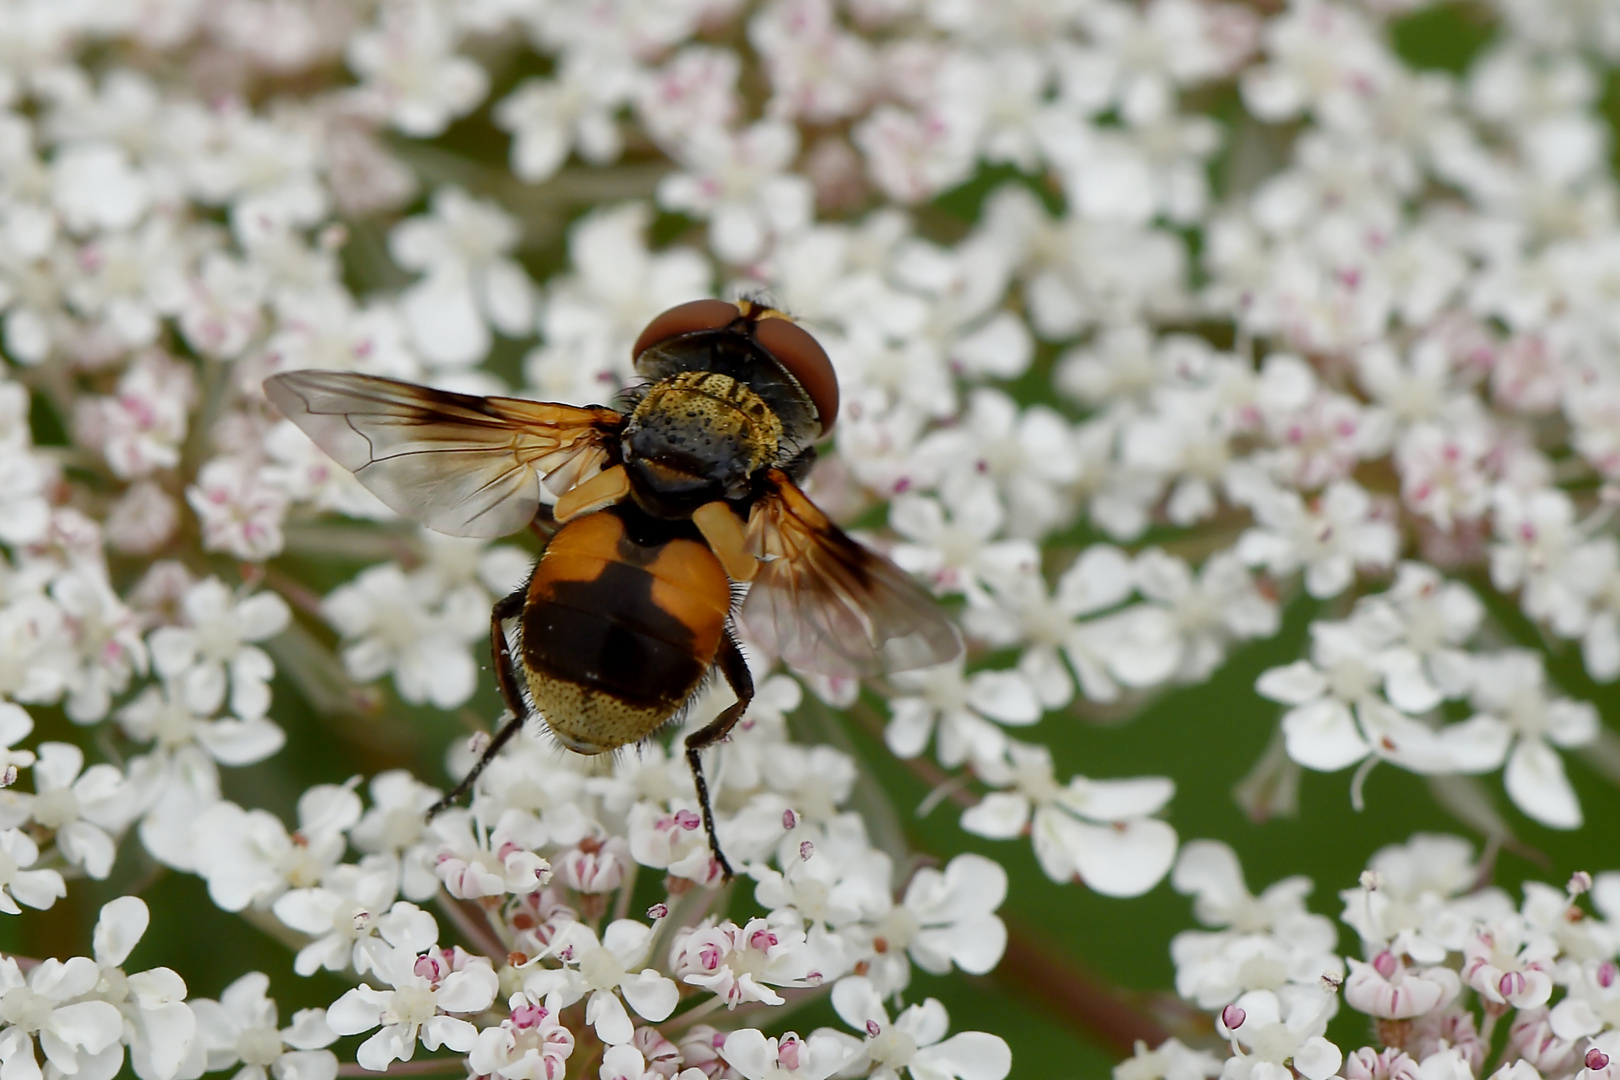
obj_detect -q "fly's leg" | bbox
[685,632,753,881]
[426,584,528,821]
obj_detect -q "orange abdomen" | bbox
[521,509,731,754]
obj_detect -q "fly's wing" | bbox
[741,469,963,678]
[264,370,622,538]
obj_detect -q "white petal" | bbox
[402,271,489,368]
[196,718,287,766]
[47,1000,125,1054]
[274,1050,338,1080]
[60,823,116,880]
[965,671,1041,725]
[92,893,149,971]
[1255,661,1327,706]
[586,988,634,1045]
[959,793,1028,840]
[433,964,498,1014]
[129,1000,196,1080]
[830,976,885,1032]
[1057,815,1178,898]
[324,988,386,1036]
[1281,700,1369,771]
[913,1033,1011,1080]
[720,1030,770,1080]
[1504,738,1582,829]
[33,743,84,791]
[1063,775,1174,821]
[420,1015,477,1053]
[1293,1036,1342,1080]
[356,1026,410,1071]
[619,970,678,1022]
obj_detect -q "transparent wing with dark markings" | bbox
[264,370,622,538]
[741,470,963,678]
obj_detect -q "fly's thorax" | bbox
[621,371,782,517]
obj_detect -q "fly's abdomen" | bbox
[521,509,731,754]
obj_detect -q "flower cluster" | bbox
[1121,834,1620,1080]
[0,0,1617,1076]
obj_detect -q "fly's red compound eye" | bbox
[632,299,741,360]
[755,314,838,436]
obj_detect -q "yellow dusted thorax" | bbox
[630,371,783,471]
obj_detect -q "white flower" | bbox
[322,563,485,710]
[669,917,822,1007]
[148,578,290,722]
[468,1000,575,1080]
[428,808,551,899]
[1257,618,1506,780]
[885,853,1009,979]
[73,351,196,479]
[1343,950,1460,1019]
[522,920,678,1045]
[3,741,133,879]
[1339,833,1507,964]
[889,480,1032,599]
[0,955,123,1080]
[961,742,1176,897]
[1464,650,1598,829]
[190,785,361,912]
[1217,988,1342,1080]
[1235,478,1398,600]
[192,972,339,1080]
[79,896,198,1080]
[494,59,632,184]
[349,771,444,902]
[117,679,287,768]
[345,0,488,138]
[883,661,1039,771]
[1169,841,1342,1009]
[1460,918,1556,1009]
[829,976,1011,1080]
[657,120,814,264]
[325,944,499,1071]
[390,187,534,367]
[187,457,288,562]
[272,863,421,977]
[721,1029,851,1080]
